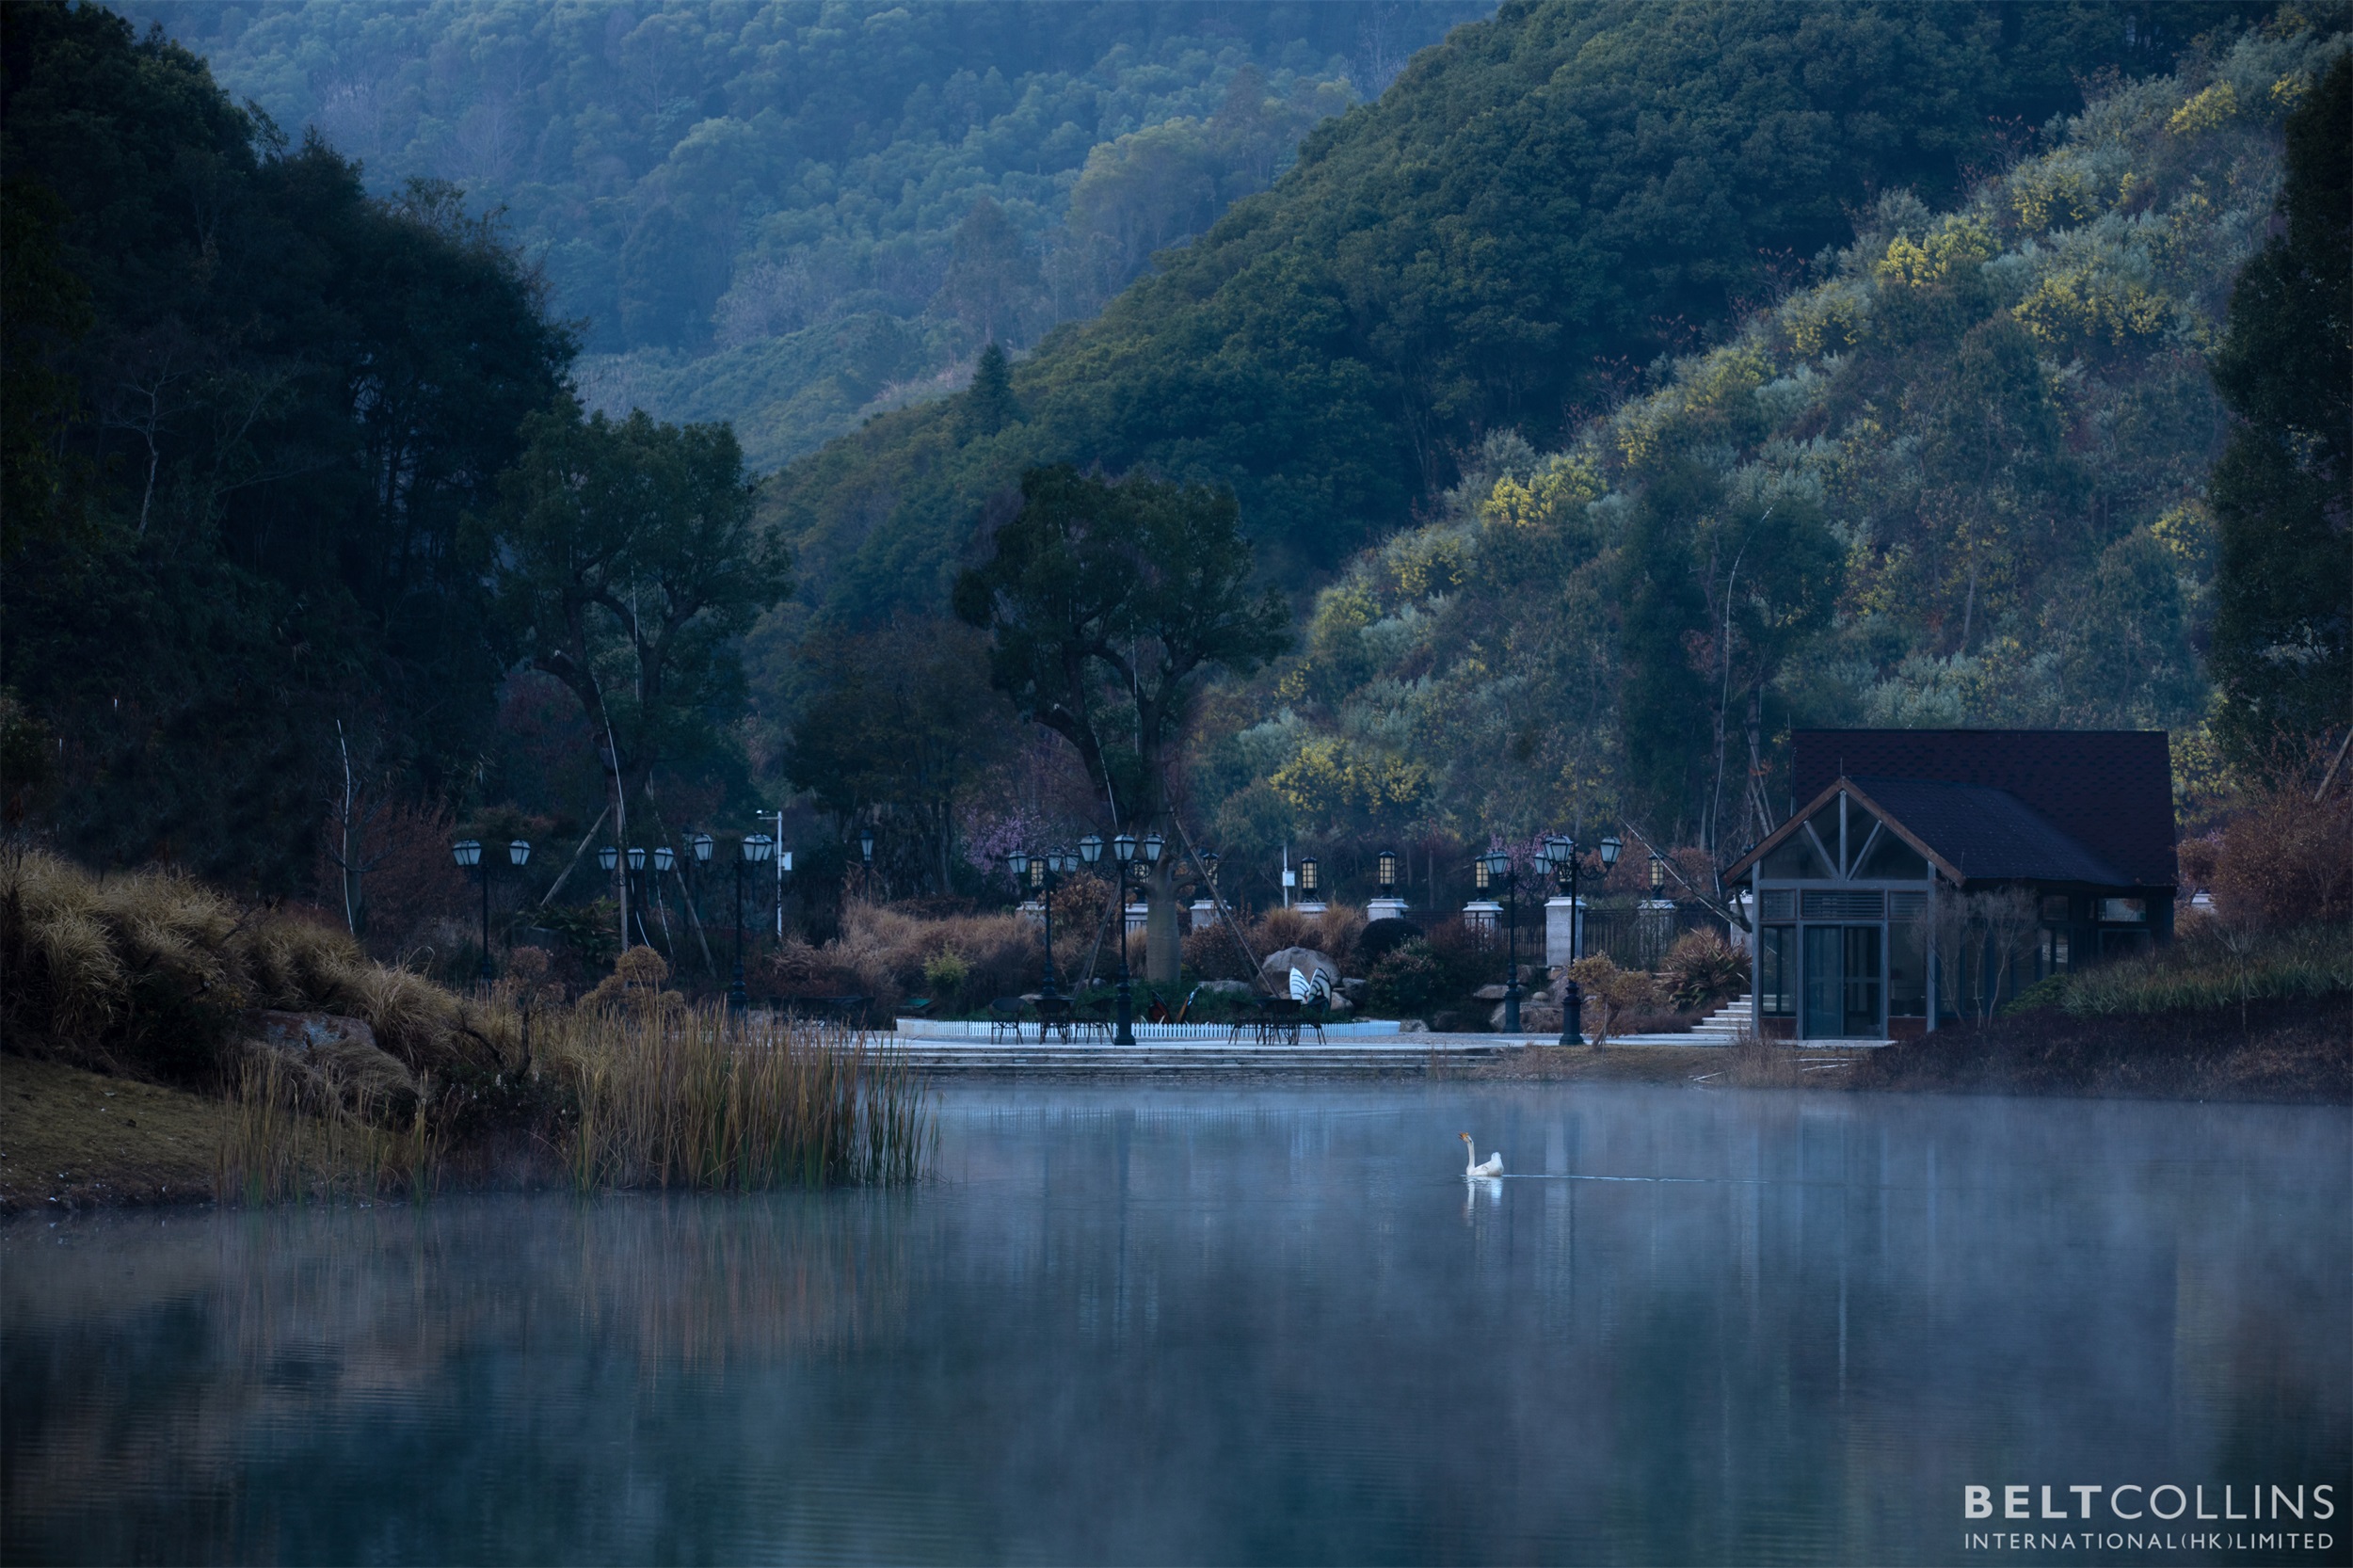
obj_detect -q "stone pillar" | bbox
[1727,891,1754,955]
[1367,896,1410,923]
[1545,896,1584,969]
[1189,898,1216,933]
[1017,899,1045,927]
[1463,899,1500,935]
[1296,899,1327,917]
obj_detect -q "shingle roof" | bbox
[1849,777,2128,886]
[1792,729,2175,887]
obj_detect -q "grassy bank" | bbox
[2,850,933,1211]
[1712,924,2353,1104]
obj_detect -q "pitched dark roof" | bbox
[1849,777,2127,886]
[1793,729,2175,887]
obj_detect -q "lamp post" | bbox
[1083,827,1161,1047]
[1541,836,1581,1044]
[1479,846,1532,1032]
[453,838,531,983]
[687,833,713,971]
[731,833,776,1012]
[1010,847,1077,1000]
[858,824,876,898]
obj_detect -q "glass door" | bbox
[1801,926,1843,1038]
[1843,925,1882,1036]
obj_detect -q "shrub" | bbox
[0,846,505,1086]
[1662,929,1750,1010]
[1567,953,1659,1047]
[2211,785,2353,932]
[1368,938,1447,1016]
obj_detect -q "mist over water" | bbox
[6,1084,2346,1565]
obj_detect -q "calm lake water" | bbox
[5,1084,2347,1566]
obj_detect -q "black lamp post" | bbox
[858,824,876,897]
[1010,846,1077,999]
[1083,827,1161,1047]
[1480,846,1531,1032]
[730,832,776,1012]
[453,838,530,983]
[1540,835,1584,1044]
[688,833,713,971]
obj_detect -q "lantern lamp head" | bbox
[857,826,874,865]
[627,846,647,872]
[652,845,675,873]
[1481,846,1512,880]
[452,839,483,869]
[1142,831,1164,865]
[509,839,533,868]
[690,831,713,863]
[1298,856,1319,893]
[1080,833,1103,865]
[744,833,776,864]
[1111,831,1136,865]
[1473,858,1491,892]
[1006,849,1030,881]
[1376,849,1399,891]
[1649,852,1664,891]
[597,845,618,872]
[1599,833,1624,869]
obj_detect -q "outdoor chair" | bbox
[987,997,1027,1044]
[1032,995,1076,1044]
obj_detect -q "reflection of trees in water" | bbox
[5,1096,2346,1563]
[1,1195,908,1562]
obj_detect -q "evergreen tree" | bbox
[2207,55,2351,769]
[960,343,1020,441]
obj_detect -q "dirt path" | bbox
[1,1059,218,1216]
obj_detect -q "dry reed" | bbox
[544,1002,931,1193]
[213,1049,441,1206]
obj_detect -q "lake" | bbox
[5,1083,2347,1565]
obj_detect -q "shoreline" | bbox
[8,999,2344,1216]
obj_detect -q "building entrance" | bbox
[1801,924,1883,1038]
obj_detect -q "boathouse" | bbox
[1723,730,2178,1041]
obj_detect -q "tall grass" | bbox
[545,1002,932,1192]
[214,1050,440,1205]
[2056,924,2353,1017]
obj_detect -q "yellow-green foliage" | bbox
[1268,736,1430,818]
[1875,218,1998,285]
[2169,80,2241,134]
[0,847,501,1084]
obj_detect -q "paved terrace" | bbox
[876,1000,1884,1074]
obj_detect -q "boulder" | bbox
[1200,979,1255,997]
[247,1010,417,1104]
[1260,946,1337,999]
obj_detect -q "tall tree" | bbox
[953,465,1290,980]
[488,405,790,869]
[2207,55,2351,771]
[1,2,570,886]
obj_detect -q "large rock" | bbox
[1260,946,1337,998]
[247,1011,417,1103]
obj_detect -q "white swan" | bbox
[1460,1131,1503,1178]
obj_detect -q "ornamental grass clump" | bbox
[546,1002,931,1192]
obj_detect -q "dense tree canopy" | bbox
[1190,23,2342,867]
[134,1,1481,470]
[2206,53,2351,768]
[1,1,572,887]
[769,0,2270,619]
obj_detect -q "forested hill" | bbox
[128,0,1486,470]
[767,0,2274,618]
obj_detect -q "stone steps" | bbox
[1688,994,1752,1042]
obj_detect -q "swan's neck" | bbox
[1465,1143,1479,1174]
